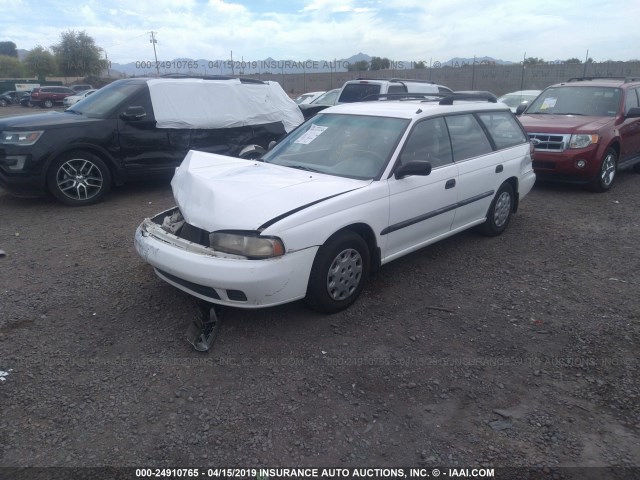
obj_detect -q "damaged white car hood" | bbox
[171,150,370,232]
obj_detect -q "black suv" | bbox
[0,77,303,205]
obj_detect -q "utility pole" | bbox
[149,31,159,76]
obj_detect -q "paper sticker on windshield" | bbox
[540,97,557,110]
[295,124,328,144]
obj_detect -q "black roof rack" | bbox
[353,77,436,85]
[361,92,499,105]
[438,92,498,104]
[567,76,640,83]
[362,93,441,101]
[159,73,265,84]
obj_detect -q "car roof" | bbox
[322,98,511,120]
[551,77,640,88]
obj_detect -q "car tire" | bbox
[591,148,617,192]
[305,231,370,314]
[42,99,54,108]
[0,99,7,107]
[47,151,112,206]
[481,182,514,236]
[632,162,640,174]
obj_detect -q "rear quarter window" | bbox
[339,83,381,102]
[477,111,528,149]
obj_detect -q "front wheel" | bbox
[591,148,617,192]
[305,231,370,314]
[0,99,7,107]
[42,99,54,108]
[481,182,514,236]
[47,151,112,206]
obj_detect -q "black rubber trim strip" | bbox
[381,190,495,235]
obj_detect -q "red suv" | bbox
[517,77,640,191]
[30,86,76,108]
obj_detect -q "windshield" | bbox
[312,89,339,105]
[261,113,409,180]
[526,86,621,116]
[67,82,144,118]
[498,93,539,108]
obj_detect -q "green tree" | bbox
[51,30,107,76]
[347,60,370,72]
[413,61,426,69]
[370,56,390,70]
[523,57,546,65]
[565,57,582,64]
[23,46,57,78]
[0,41,18,57]
[0,55,24,77]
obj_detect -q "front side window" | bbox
[398,117,453,168]
[262,113,410,180]
[477,111,528,149]
[68,82,147,118]
[445,114,493,161]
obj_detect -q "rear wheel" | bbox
[42,99,54,108]
[591,148,617,192]
[0,99,7,107]
[47,151,112,206]
[305,231,370,313]
[481,182,514,236]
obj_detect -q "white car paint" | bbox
[135,98,536,311]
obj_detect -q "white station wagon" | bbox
[135,94,536,313]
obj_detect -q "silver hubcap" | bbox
[56,158,103,201]
[601,154,616,187]
[494,191,512,228]
[326,248,363,301]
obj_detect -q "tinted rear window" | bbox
[339,83,381,102]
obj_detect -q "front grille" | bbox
[532,160,556,170]
[178,222,209,247]
[529,133,570,152]
[156,269,221,300]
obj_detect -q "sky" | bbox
[1,0,639,65]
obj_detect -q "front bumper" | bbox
[532,146,600,183]
[134,220,319,308]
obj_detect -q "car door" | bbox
[383,117,458,262]
[117,85,191,174]
[618,87,640,164]
[446,112,503,231]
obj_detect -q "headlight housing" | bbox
[210,232,285,259]
[2,130,44,146]
[569,134,599,149]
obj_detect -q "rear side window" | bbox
[387,84,407,94]
[445,114,493,161]
[339,83,381,102]
[477,111,528,149]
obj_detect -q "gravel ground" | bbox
[0,103,639,477]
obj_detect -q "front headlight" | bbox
[2,130,44,146]
[569,134,599,149]
[210,232,285,259]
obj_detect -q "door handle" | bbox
[495,164,504,173]
[445,179,456,189]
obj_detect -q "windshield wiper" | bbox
[557,112,585,116]
[288,164,323,173]
[64,109,81,115]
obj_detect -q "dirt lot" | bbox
[0,103,639,477]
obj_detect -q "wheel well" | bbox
[45,148,118,189]
[328,223,380,272]
[608,142,620,158]
[505,177,519,213]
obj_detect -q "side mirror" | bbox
[267,140,277,150]
[625,107,640,118]
[394,160,432,179]
[515,104,528,116]
[120,106,147,121]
